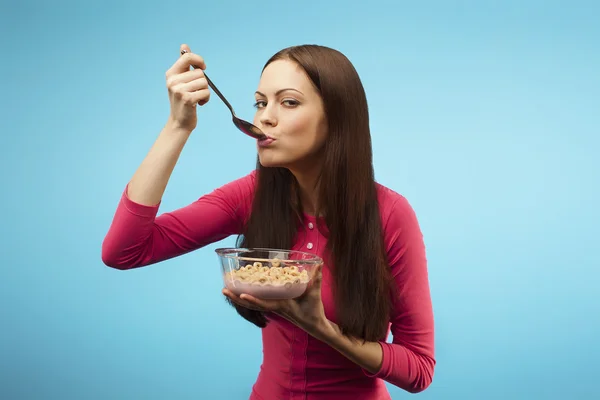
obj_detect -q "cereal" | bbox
[223,260,311,299]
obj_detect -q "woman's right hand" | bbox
[165,44,210,133]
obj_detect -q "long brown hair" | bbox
[229,45,393,342]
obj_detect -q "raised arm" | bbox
[101,44,255,269]
[126,43,208,207]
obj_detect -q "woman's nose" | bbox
[259,107,277,127]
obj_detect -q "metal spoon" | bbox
[181,50,266,140]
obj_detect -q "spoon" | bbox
[181,50,266,140]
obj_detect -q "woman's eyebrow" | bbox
[255,88,304,97]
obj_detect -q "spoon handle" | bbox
[202,73,235,116]
[180,50,231,111]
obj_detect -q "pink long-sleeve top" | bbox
[102,170,435,400]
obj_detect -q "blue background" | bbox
[1,0,599,399]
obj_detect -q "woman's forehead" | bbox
[257,60,313,95]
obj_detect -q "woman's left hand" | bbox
[222,264,333,340]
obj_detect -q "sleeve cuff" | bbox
[120,183,161,218]
[362,341,392,379]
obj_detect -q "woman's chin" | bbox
[258,158,282,168]
[258,155,289,169]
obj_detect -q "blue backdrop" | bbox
[1,0,598,399]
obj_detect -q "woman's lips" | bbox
[257,135,276,147]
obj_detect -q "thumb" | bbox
[312,264,323,288]
[180,43,191,55]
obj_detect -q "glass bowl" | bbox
[215,247,323,299]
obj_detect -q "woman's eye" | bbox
[254,99,299,109]
[282,99,299,107]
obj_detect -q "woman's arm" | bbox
[127,46,208,207]
[101,170,255,270]
[101,45,255,270]
[318,195,435,393]
[126,119,191,207]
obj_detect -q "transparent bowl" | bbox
[215,247,323,299]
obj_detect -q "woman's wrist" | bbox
[164,115,194,138]
[315,319,384,375]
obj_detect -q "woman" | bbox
[102,43,435,399]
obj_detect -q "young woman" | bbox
[102,43,435,399]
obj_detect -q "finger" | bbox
[304,264,323,295]
[180,43,191,54]
[223,289,265,311]
[166,68,205,87]
[166,48,206,77]
[312,264,323,285]
[239,294,281,311]
[223,293,258,310]
[191,88,210,106]
[180,48,206,70]
[171,87,210,107]
[174,76,208,93]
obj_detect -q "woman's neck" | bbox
[289,164,321,217]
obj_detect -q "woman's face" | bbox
[253,59,328,170]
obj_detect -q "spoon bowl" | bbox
[182,50,266,141]
[232,117,265,139]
